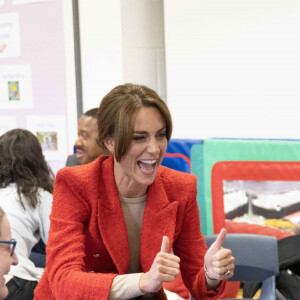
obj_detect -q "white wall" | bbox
[76,0,300,141]
[78,0,166,112]
[164,0,300,139]
[78,0,123,111]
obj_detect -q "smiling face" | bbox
[0,216,18,299]
[108,106,168,198]
[75,115,101,165]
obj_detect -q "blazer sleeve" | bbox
[173,175,226,300]
[45,170,117,300]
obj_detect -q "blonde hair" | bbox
[97,83,172,162]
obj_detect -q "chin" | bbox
[139,174,157,187]
[78,157,86,165]
[0,285,8,299]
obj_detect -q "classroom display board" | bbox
[0,0,71,174]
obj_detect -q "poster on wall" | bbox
[0,12,20,58]
[0,116,17,136]
[13,0,49,4]
[0,64,33,109]
[26,115,67,161]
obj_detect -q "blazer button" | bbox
[89,270,95,273]
[93,254,100,257]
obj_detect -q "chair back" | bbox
[205,233,279,282]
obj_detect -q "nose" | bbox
[11,252,18,266]
[147,138,160,154]
[75,136,83,148]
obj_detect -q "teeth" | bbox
[140,160,156,164]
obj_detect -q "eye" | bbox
[133,135,145,142]
[81,133,89,140]
[157,131,167,139]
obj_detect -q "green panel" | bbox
[191,144,206,234]
[191,139,300,235]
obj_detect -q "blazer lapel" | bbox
[97,156,130,274]
[140,171,179,272]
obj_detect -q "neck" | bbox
[115,177,147,198]
[113,159,148,198]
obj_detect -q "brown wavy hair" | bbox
[97,83,172,162]
[0,129,54,209]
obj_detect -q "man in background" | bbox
[66,108,102,166]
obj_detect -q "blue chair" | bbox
[191,234,279,300]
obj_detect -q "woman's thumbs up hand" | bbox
[139,236,180,294]
[204,228,235,281]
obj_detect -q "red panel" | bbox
[211,161,300,234]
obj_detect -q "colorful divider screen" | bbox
[191,139,300,235]
[162,139,203,173]
[211,161,300,239]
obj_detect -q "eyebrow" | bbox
[133,127,166,135]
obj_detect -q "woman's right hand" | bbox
[139,236,180,294]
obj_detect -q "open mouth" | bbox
[137,159,157,174]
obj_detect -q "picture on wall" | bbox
[26,115,67,161]
[8,81,20,100]
[0,64,33,109]
[36,131,58,152]
[0,12,20,58]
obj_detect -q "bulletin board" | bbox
[0,0,71,174]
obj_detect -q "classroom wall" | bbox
[78,0,167,110]
[164,0,300,139]
[78,0,123,111]
[80,0,300,140]
[1,0,166,175]
[0,0,77,175]
[3,0,300,175]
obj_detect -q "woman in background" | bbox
[0,129,54,300]
[0,207,18,299]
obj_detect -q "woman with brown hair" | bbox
[35,83,234,300]
[0,129,54,299]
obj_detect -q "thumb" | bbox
[213,228,227,249]
[160,236,169,253]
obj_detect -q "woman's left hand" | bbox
[204,228,235,281]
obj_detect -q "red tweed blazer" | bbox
[34,155,225,300]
